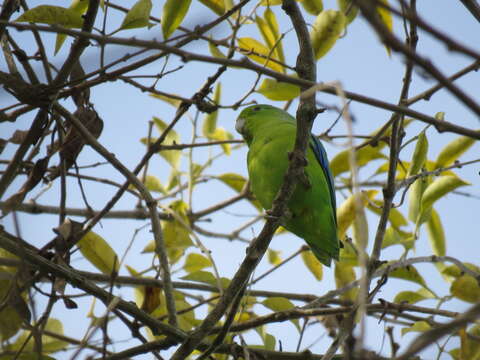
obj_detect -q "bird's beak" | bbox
[235,116,246,134]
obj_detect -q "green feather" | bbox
[236,104,339,266]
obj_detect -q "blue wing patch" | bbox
[310,135,337,225]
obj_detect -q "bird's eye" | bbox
[252,106,261,111]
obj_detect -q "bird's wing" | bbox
[310,135,337,225]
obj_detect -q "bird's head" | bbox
[235,104,280,144]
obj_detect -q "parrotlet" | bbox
[235,104,339,266]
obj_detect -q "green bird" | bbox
[235,104,339,266]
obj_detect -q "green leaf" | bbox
[435,136,476,169]
[161,0,192,39]
[451,275,480,303]
[401,321,431,336]
[337,0,359,24]
[417,175,470,225]
[181,270,230,289]
[301,0,323,15]
[330,146,386,177]
[257,77,300,101]
[238,37,283,73]
[407,130,428,176]
[301,250,323,281]
[78,231,119,274]
[120,0,152,30]
[198,0,225,15]
[262,297,299,331]
[394,288,435,305]
[202,83,222,137]
[427,208,446,256]
[184,253,212,273]
[310,10,346,60]
[388,265,427,288]
[334,262,357,301]
[16,5,83,27]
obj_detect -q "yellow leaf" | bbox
[337,0,359,24]
[388,265,428,288]
[408,175,429,222]
[310,10,346,60]
[184,253,212,273]
[149,93,182,107]
[301,0,323,15]
[301,250,323,281]
[381,227,414,250]
[401,321,431,336]
[120,0,152,30]
[16,5,83,27]
[426,208,446,256]
[407,130,428,176]
[262,297,299,331]
[330,146,386,177]
[334,262,357,301]
[10,318,68,354]
[198,0,225,15]
[202,83,222,137]
[257,77,300,101]
[367,199,408,229]
[376,0,393,56]
[218,173,262,210]
[152,117,182,168]
[0,278,22,341]
[181,270,230,288]
[259,0,283,5]
[352,206,368,249]
[208,41,227,59]
[451,275,480,303]
[162,200,193,264]
[267,249,282,265]
[394,289,435,305]
[417,175,470,224]
[208,127,233,155]
[336,190,378,240]
[238,37,283,73]
[161,0,192,39]
[55,0,88,54]
[256,9,285,69]
[143,175,166,194]
[264,8,285,64]
[435,135,476,169]
[78,231,119,274]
